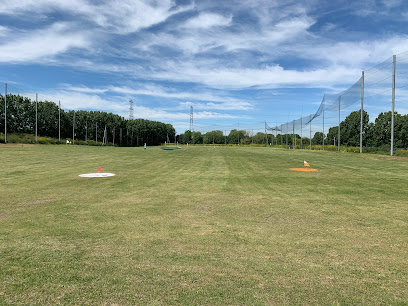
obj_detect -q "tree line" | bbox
[178,110,408,149]
[0,94,175,146]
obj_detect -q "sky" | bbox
[1,0,408,134]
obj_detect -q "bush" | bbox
[395,149,408,157]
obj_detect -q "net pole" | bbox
[300,116,303,149]
[292,120,295,149]
[286,123,288,148]
[391,55,396,156]
[360,71,364,153]
[58,101,61,142]
[73,112,75,145]
[4,83,7,143]
[264,123,267,146]
[322,109,325,150]
[85,120,88,143]
[338,96,341,151]
[96,123,98,144]
[35,93,38,143]
[309,121,311,150]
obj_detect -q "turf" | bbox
[0,145,407,304]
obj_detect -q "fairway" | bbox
[1,145,408,304]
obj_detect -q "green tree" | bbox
[312,132,324,145]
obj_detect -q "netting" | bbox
[264,52,408,153]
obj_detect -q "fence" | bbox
[266,51,408,155]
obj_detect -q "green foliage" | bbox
[0,94,175,146]
[312,132,324,145]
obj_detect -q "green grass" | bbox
[1,145,407,304]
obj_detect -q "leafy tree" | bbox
[326,127,338,146]
[227,129,247,144]
[312,132,324,145]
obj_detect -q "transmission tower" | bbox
[190,105,194,131]
[129,100,134,119]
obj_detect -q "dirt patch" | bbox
[0,213,9,220]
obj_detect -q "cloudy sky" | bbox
[1,0,408,133]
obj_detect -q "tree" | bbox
[338,110,370,146]
[227,129,247,144]
[191,131,203,144]
[312,132,324,145]
[203,130,224,144]
[326,127,338,146]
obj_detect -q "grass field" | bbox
[1,144,407,304]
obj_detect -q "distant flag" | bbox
[304,161,310,167]
[98,166,102,173]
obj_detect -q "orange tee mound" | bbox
[290,168,318,172]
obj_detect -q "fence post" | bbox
[36,93,38,143]
[360,71,364,153]
[338,96,341,151]
[4,83,7,143]
[391,55,396,156]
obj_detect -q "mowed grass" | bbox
[0,145,407,305]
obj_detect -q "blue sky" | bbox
[1,0,408,134]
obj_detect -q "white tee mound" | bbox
[79,173,115,178]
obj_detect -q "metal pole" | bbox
[85,120,88,143]
[35,93,38,142]
[309,120,312,150]
[391,55,396,156]
[96,123,98,144]
[286,123,288,148]
[120,128,122,146]
[113,127,115,145]
[338,96,341,151]
[300,116,302,149]
[264,123,267,146]
[322,109,325,150]
[73,112,75,144]
[360,71,364,153]
[58,101,61,142]
[238,122,240,145]
[4,83,7,143]
[292,120,295,149]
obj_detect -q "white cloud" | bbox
[179,101,253,111]
[59,83,252,109]
[0,0,194,34]
[0,23,90,63]
[183,13,232,29]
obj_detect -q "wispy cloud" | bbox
[0,22,91,63]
